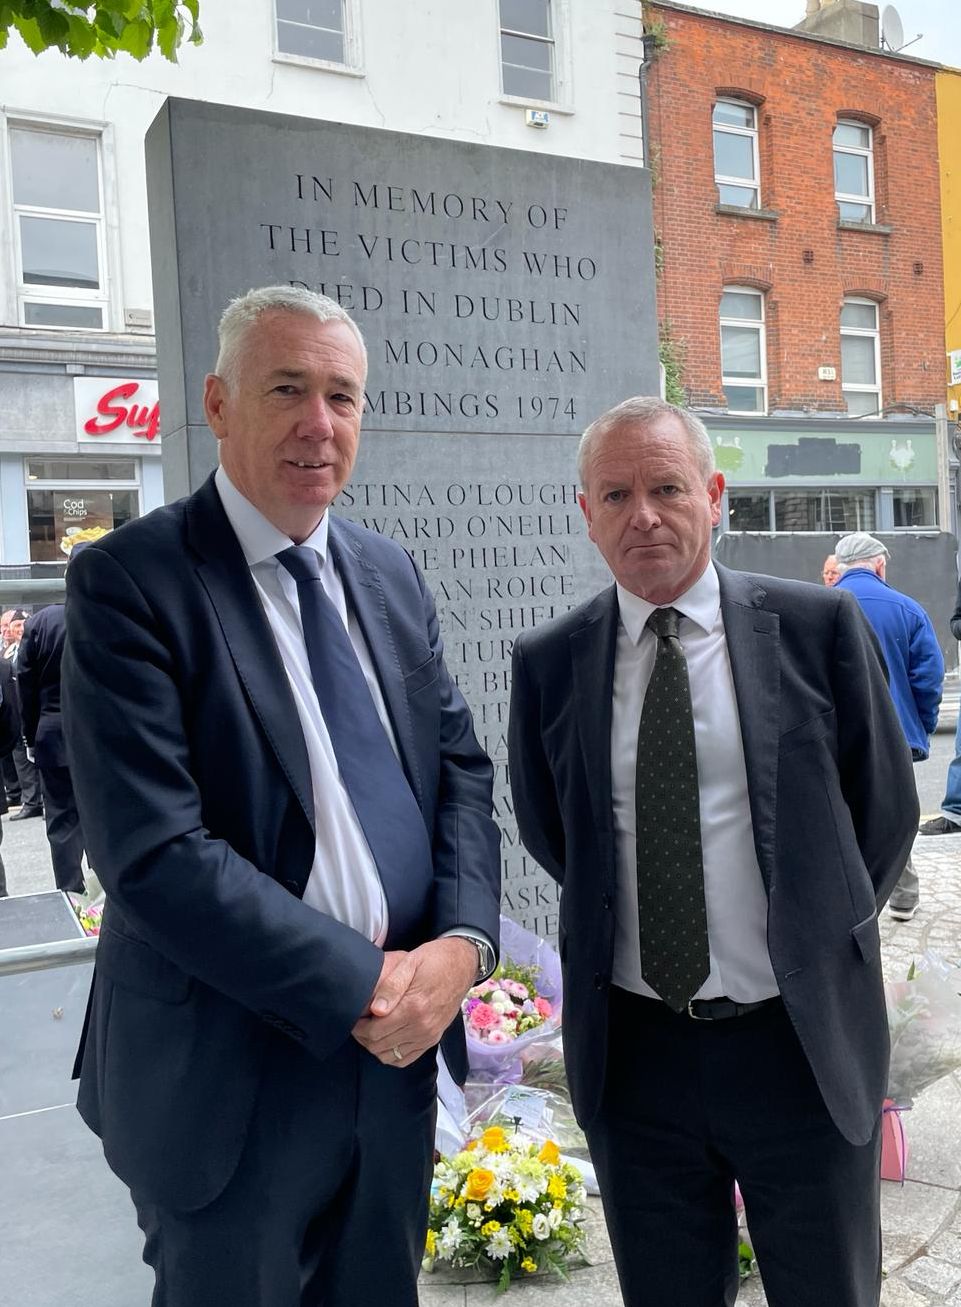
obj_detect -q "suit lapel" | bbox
[186,477,315,831]
[328,520,424,806]
[717,564,779,892]
[570,588,619,843]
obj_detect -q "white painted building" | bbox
[0,0,644,564]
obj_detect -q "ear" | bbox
[577,489,596,543]
[707,472,725,527]
[203,374,229,441]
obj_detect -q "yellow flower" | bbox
[516,1209,534,1234]
[547,1174,567,1200]
[464,1138,479,1152]
[425,1230,437,1257]
[481,1126,509,1153]
[503,1188,520,1203]
[464,1168,496,1202]
[538,1140,561,1166]
[521,1257,537,1273]
[481,1221,501,1236]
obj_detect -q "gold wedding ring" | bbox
[392,1045,403,1062]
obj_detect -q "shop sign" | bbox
[949,350,961,387]
[74,377,160,445]
[704,422,938,486]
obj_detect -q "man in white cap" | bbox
[834,531,943,919]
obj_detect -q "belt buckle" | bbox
[687,999,712,1021]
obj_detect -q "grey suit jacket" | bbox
[508,563,917,1145]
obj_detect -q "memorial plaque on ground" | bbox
[147,99,658,938]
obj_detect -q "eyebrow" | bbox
[264,368,361,392]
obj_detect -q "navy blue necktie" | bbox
[277,545,432,945]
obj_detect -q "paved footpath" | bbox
[420,830,961,1305]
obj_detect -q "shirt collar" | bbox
[616,560,720,645]
[214,465,329,569]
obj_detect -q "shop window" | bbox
[500,0,555,102]
[10,125,107,331]
[841,298,882,417]
[713,100,760,209]
[25,458,140,562]
[726,493,771,531]
[834,120,875,223]
[893,487,937,528]
[773,490,875,533]
[720,288,766,414]
[274,0,356,67]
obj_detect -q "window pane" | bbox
[20,215,99,289]
[10,129,99,212]
[500,0,550,38]
[717,183,758,208]
[501,32,552,73]
[27,488,138,563]
[720,290,762,321]
[277,18,344,60]
[834,122,870,149]
[840,301,877,330]
[713,101,754,128]
[23,302,103,329]
[773,491,875,533]
[773,492,819,531]
[714,130,756,182]
[722,325,762,378]
[277,0,342,25]
[722,384,764,412]
[838,200,872,222]
[843,389,880,416]
[27,459,137,481]
[893,488,937,528]
[834,151,869,198]
[727,493,770,530]
[841,334,877,386]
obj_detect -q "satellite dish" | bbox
[881,4,905,50]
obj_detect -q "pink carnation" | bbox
[486,1029,512,1044]
[534,997,553,1019]
[469,1003,499,1030]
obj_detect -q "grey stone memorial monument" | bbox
[146,99,659,938]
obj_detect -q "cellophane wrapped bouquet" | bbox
[886,951,961,1105]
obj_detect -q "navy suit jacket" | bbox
[62,473,501,1212]
[18,604,67,767]
[508,563,917,1146]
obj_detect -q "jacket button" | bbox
[593,973,607,990]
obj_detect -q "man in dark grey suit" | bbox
[508,397,916,1307]
[63,287,501,1307]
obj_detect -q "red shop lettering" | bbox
[84,383,160,442]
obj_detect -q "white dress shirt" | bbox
[610,561,779,1002]
[215,467,391,945]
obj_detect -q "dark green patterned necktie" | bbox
[635,606,710,1012]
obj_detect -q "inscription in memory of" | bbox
[146,101,658,937]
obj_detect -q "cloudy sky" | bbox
[695,0,958,67]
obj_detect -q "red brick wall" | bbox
[646,3,944,414]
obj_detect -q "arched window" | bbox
[713,100,760,209]
[840,298,881,416]
[720,287,766,414]
[834,121,875,222]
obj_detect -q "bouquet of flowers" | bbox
[73,901,102,936]
[463,916,562,1082]
[424,1124,588,1292]
[886,952,961,1105]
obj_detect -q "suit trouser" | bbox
[585,987,882,1307]
[1,751,20,802]
[132,1029,437,1307]
[11,740,42,809]
[36,762,85,892]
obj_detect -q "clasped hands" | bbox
[352,936,477,1068]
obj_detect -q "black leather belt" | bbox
[686,996,780,1021]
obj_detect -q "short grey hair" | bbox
[214,285,367,387]
[577,396,715,488]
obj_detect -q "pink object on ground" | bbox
[880,1098,909,1183]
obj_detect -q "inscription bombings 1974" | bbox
[256,170,603,432]
[341,477,579,935]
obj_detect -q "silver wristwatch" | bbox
[470,936,495,983]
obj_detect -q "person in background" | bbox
[18,543,93,895]
[0,610,21,808]
[920,573,961,837]
[0,652,24,894]
[509,396,916,1307]
[3,608,43,820]
[822,554,840,586]
[834,531,943,920]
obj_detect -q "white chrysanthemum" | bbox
[485,1229,513,1261]
[437,1219,465,1257]
[532,1214,551,1240]
[490,990,513,1011]
[515,1175,542,1203]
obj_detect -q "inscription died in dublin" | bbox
[147,100,658,936]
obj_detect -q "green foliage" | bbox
[738,1241,757,1280]
[658,323,686,407]
[641,5,672,55]
[0,1,202,62]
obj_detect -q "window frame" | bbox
[712,98,760,210]
[497,0,572,111]
[725,487,879,534]
[719,286,767,416]
[22,456,143,564]
[8,121,109,333]
[833,119,875,223]
[840,296,882,418]
[271,0,364,76]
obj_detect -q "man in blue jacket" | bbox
[835,531,943,919]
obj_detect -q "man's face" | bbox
[0,613,12,646]
[9,619,24,643]
[203,312,366,542]
[578,416,724,605]
[822,556,840,586]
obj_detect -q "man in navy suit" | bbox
[508,397,917,1307]
[62,286,501,1307]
